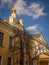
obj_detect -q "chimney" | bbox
[9,8,16,25]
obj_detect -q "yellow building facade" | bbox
[0,8,49,65]
[0,19,14,65]
[32,34,49,65]
[0,19,33,65]
[0,8,31,65]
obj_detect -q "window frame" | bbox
[7,57,12,65]
[8,36,12,49]
[0,56,2,65]
[0,32,4,47]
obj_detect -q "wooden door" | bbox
[40,61,48,65]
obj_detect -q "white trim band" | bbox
[0,27,14,35]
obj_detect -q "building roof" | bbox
[31,34,48,47]
[0,19,24,31]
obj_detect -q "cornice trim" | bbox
[0,27,14,36]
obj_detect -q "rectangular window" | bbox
[0,32,4,46]
[26,60,29,65]
[7,57,11,65]
[9,37,12,48]
[0,56,2,65]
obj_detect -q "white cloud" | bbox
[26,24,38,31]
[13,0,46,19]
[26,24,44,34]
[0,0,14,8]
[0,0,46,19]
[13,0,26,15]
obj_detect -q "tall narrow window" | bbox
[7,57,11,65]
[9,37,12,48]
[0,56,2,65]
[0,32,4,46]
[26,60,29,65]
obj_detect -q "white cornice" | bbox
[0,19,14,29]
[0,27,14,36]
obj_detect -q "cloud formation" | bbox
[13,0,46,19]
[0,0,14,9]
[26,24,44,34]
[0,0,46,19]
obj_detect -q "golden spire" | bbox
[11,8,16,13]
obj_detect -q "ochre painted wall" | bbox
[0,22,14,65]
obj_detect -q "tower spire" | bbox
[9,8,16,24]
[11,8,16,18]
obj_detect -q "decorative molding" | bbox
[0,27,14,35]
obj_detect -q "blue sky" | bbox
[0,0,49,45]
